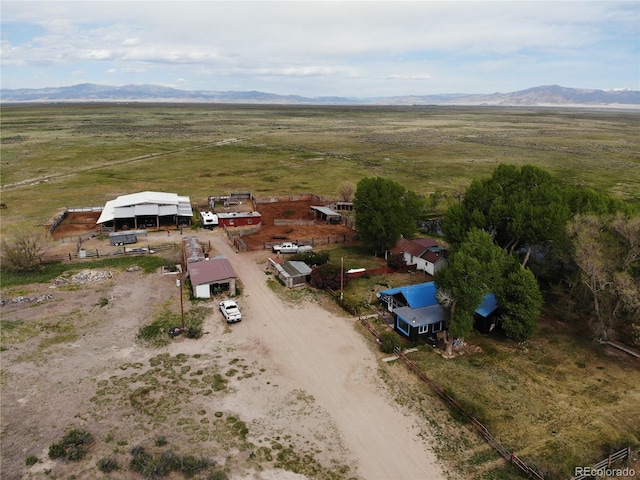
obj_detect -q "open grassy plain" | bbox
[1,104,639,479]
[1,103,639,235]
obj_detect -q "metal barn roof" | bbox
[97,191,192,224]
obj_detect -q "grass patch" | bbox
[402,324,640,478]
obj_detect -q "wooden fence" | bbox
[261,234,359,251]
[254,193,324,204]
[569,447,633,480]
[43,242,179,263]
[359,316,544,480]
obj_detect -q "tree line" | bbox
[353,164,639,350]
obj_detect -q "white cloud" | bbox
[1,1,637,94]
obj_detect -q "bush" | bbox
[208,471,229,480]
[97,456,120,473]
[386,252,406,269]
[48,443,66,459]
[175,454,210,477]
[48,428,94,461]
[25,455,39,466]
[378,331,406,354]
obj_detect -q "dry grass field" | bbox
[1,104,639,479]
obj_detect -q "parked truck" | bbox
[272,242,313,254]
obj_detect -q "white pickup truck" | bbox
[271,242,313,254]
[219,300,242,323]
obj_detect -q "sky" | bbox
[1,1,639,97]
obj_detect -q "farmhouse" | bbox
[388,237,448,275]
[378,282,497,342]
[96,191,193,232]
[216,211,262,227]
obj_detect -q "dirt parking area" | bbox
[233,199,356,250]
[1,229,445,480]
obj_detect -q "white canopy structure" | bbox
[97,191,193,231]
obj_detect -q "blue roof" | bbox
[380,282,498,316]
[379,282,438,308]
[475,293,498,317]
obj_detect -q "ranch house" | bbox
[378,282,498,342]
[387,237,448,276]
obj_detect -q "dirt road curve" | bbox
[205,232,445,480]
[0,229,444,480]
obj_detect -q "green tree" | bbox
[354,177,424,254]
[443,164,570,256]
[436,228,543,348]
[435,229,507,354]
[498,265,543,342]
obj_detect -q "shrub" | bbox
[48,428,94,461]
[48,443,66,459]
[97,456,120,472]
[386,252,406,269]
[155,435,168,447]
[25,455,39,466]
[175,454,210,477]
[208,470,229,480]
[378,331,405,354]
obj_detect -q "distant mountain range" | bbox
[1,83,639,107]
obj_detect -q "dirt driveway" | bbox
[1,230,444,480]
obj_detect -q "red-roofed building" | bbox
[388,237,448,276]
[188,257,237,298]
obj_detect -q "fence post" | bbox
[68,253,72,261]
[96,249,99,258]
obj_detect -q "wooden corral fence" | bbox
[221,224,249,252]
[273,219,315,226]
[44,242,179,263]
[359,316,545,480]
[49,206,103,235]
[254,193,324,204]
[261,234,359,251]
[568,447,634,480]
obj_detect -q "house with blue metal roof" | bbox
[378,282,499,342]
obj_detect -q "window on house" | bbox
[432,322,443,333]
[418,325,429,335]
[397,318,410,336]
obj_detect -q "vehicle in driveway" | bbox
[219,300,242,323]
[272,242,313,254]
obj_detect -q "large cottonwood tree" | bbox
[354,177,423,255]
[568,214,640,341]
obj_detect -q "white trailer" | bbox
[200,211,219,229]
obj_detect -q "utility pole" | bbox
[340,256,344,303]
[176,278,185,329]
